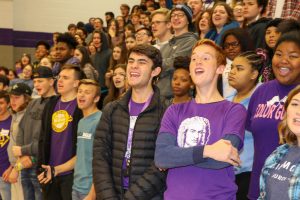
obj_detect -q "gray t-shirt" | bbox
[265,146,300,200]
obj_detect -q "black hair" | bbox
[105,12,115,19]
[128,44,162,69]
[0,75,9,87]
[68,23,76,30]
[76,21,85,28]
[35,40,50,50]
[76,46,93,68]
[278,19,300,35]
[174,56,191,72]
[77,27,88,37]
[0,66,9,75]
[136,27,153,37]
[56,32,78,49]
[275,30,300,50]
[220,28,255,52]
[256,0,268,15]
[0,91,10,103]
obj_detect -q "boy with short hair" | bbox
[12,66,56,200]
[72,79,102,200]
[155,39,247,199]
[37,65,85,199]
[93,44,166,199]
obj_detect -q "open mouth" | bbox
[278,67,291,76]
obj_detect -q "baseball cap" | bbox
[33,66,54,79]
[9,83,32,96]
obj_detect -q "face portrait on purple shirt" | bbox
[178,116,211,147]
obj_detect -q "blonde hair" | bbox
[279,85,300,145]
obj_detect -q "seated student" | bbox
[0,91,12,200]
[155,39,247,200]
[72,79,102,200]
[259,86,300,199]
[227,51,264,200]
[10,64,34,90]
[205,2,239,45]
[169,56,194,104]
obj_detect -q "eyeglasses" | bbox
[170,13,185,18]
[223,41,240,49]
[150,21,168,26]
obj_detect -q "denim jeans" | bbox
[0,177,11,200]
[21,168,42,200]
[72,190,87,200]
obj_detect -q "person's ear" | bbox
[216,65,225,74]
[151,66,161,77]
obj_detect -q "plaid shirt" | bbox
[259,144,300,200]
[266,0,300,20]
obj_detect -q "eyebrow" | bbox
[291,98,300,102]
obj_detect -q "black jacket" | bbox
[93,87,167,200]
[38,96,83,167]
[247,17,271,49]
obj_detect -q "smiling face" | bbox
[287,92,300,140]
[272,41,300,85]
[212,5,229,29]
[112,67,126,89]
[199,12,211,33]
[171,10,189,33]
[126,52,159,89]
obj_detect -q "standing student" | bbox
[227,51,263,199]
[170,56,194,104]
[72,79,102,200]
[155,39,247,200]
[247,30,300,200]
[7,83,32,200]
[12,66,56,200]
[0,91,12,200]
[258,86,300,200]
[93,44,166,199]
[37,65,85,200]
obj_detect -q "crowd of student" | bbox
[0,0,299,199]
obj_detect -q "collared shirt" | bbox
[259,144,300,200]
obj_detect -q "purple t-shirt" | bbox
[123,100,145,189]
[246,80,297,200]
[160,99,246,200]
[0,116,12,176]
[49,98,77,176]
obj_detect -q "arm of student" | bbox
[124,162,166,200]
[38,156,76,184]
[155,133,241,169]
[93,103,119,200]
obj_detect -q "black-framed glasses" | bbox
[223,41,240,49]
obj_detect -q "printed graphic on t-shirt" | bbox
[125,116,138,159]
[78,132,92,140]
[253,95,286,121]
[0,129,9,147]
[177,116,211,148]
[271,161,296,182]
[52,110,73,133]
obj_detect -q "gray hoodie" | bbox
[158,32,198,99]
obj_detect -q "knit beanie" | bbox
[171,4,193,25]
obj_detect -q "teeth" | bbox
[279,67,290,75]
[195,68,204,73]
[130,72,139,76]
[294,118,300,122]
